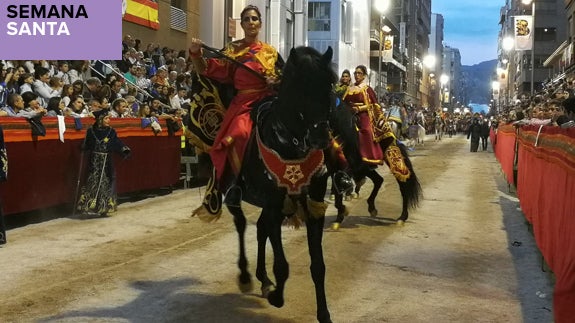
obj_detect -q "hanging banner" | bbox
[382,35,394,61]
[123,0,159,30]
[514,15,533,51]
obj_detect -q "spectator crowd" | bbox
[0,34,192,134]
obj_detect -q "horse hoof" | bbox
[341,206,349,217]
[351,192,358,199]
[239,280,253,293]
[369,209,378,217]
[396,220,405,226]
[268,290,285,308]
[331,222,340,230]
[238,272,253,293]
[261,284,275,298]
[329,194,335,200]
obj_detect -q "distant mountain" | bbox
[462,59,497,105]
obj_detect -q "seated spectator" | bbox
[21,92,48,117]
[61,84,74,107]
[109,97,132,118]
[49,76,63,94]
[46,96,65,116]
[33,66,60,107]
[1,93,29,117]
[18,73,34,94]
[54,61,70,85]
[82,77,102,100]
[64,94,89,118]
[562,97,575,121]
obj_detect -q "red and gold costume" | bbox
[203,41,280,186]
[343,82,384,166]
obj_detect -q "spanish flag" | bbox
[123,0,159,30]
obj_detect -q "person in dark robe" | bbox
[76,109,131,217]
[0,124,7,245]
[480,119,491,151]
[467,118,482,152]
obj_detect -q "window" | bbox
[170,0,186,10]
[534,27,556,42]
[308,2,331,32]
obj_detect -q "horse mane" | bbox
[278,46,336,100]
[330,100,362,169]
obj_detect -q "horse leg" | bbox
[306,210,332,323]
[227,205,253,293]
[331,191,348,230]
[255,213,275,297]
[366,170,383,217]
[305,179,332,322]
[265,207,289,309]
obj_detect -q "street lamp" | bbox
[439,73,449,109]
[492,81,501,114]
[521,0,535,95]
[374,0,390,96]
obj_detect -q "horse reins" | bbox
[201,44,267,81]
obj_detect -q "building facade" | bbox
[498,0,567,106]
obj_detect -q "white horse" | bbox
[405,123,425,150]
[433,115,444,141]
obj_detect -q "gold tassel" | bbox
[191,204,222,223]
[307,198,328,219]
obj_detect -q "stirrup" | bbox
[333,171,354,195]
[224,185,242,207]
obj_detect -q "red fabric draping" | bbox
[494,125,517,185]
[504,125,575,322]
[0,117,181,215]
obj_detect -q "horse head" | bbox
[275,46,336,153]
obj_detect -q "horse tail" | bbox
[395,143,423,210]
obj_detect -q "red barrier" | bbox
[496,124,575,322]
[0,117,181,215]
[494,125,517,185]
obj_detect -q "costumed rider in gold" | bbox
[188,5,283,219]
[342,65,386,166]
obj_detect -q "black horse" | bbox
[325,100,423,229]
[204,46,337,323]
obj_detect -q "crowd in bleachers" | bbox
[492,79,575,129]
[0,34,192,134]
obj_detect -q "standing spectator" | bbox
[467,117,482,152]
[76,109,131,217]
[480,119,490,151]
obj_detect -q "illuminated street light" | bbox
[502,36,514,51]
[423,55,436,69]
